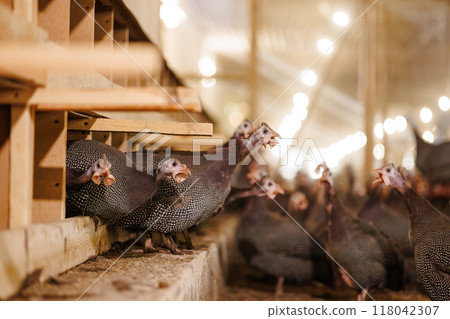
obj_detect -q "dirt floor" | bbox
[219,260,430,301]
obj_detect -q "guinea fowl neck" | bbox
[241,196,268,226]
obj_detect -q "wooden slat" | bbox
[0,87,202,112]
[67,130,92,141]
[0,217,132,299]
[9,104,34,228]
[12,0,37,25]
[33,112,67,224]
[68,118,213,136]
[113,27,129,86]
[95,6,114,80]
[92,131,112,145]
[38,0,70,46]
[112,132,127,152]
[70,0,95,44]
[0,107,10,231]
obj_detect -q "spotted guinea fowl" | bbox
[66,140,191,224]
[117,123,280,254]
[373,163,450,301]
[238,176,333,297]
[321,167,403,300]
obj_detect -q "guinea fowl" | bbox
[358,184,416,283]
[412,123,450,184]
[238,176,333,297]
[66,140,191,224]
[321,167,403,300]
[117,123,281,254]
[373,163,450,301]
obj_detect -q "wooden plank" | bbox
[70,0,95,44]
[92,131,112,145]
[0,107,10,231]
[33,112,67,224]
[67,130,92,141]
[9,104,35,228]
[112,132,127,152]
[38,0,70,46]
[0,87,202,112]
[95,6,114,80]
[12,0,37,25]
[0,217,132,299]
[68,118,213,136]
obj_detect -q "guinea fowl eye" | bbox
[172,162,177,167]
[387,168,391,173]
[97,163,101,168]
[268,182,273,186]
[244,123,248,128]
[263,129,268,134]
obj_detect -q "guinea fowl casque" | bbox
[321,167,404,300]
[66,140,191,224]
[237,175,333,297]
[373,163,450,301]
[117,123,281,254]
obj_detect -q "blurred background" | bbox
[102,0,450,183]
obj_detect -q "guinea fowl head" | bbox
[246,160,269,184]
[373,163,407,194]
[91,154,115,186]
[288,191,309,212]
[248,122,281,148]
[260,175,284,199]
[319,165,334,195]
[159,158,191,183]
[235,119,256,139]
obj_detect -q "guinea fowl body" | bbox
[323,170,403,295]
[116,124,280,234]
[237,196,333,286]
[403,188,450,300]
[66,140,186,224]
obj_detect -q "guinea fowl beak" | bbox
[265,131,281,148]
[372,168,388,186]
[173,164,191,183]
[266,183,284,199]
[91,155,115,186]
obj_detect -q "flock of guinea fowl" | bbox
[65,120,449,301]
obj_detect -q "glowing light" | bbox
[228,111,244,127]
[373,144,385,160]
[395,116,407,132]
[374,122,384,139]
[279,115,301,138]
[333,11,349,26]
[384,118,396,135]
[291,105,308,120]
[355,131,367,148]
[293,92,309,107]
[420,107,432,123]
[317,38,334,54]
[198,56,216,77]
[160,1,187,29]
[402,150,415,170]
[201,77,216,88]
[422,131,434,143]
[301,70,317,86]
[439,96,450,111]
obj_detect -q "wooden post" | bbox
[38,0,70,47]
[95,5,114,80]
[13,0,37,25]
[33,112,67,224]
[92,131,112,145]
[361,2,377,183]
[112,133,127,152]
[113,27,129,87]
[0,107,10,230]
[9,104,35,228]
[70,0,95,45]
[248,0,258,114]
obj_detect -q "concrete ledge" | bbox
[12,213,240,300]
[0,217,132,300]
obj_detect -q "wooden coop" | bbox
[0,0,214,300]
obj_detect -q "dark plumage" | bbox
[322,168,403,299]
[66,153,115,189]
[374,163,450,301]
[66,140,190,224]
[238,176,333,294]
[116,123,280,253]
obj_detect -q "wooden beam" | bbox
[9,104,34,228]
[92,131,112,145]
[0,107,10,230]
[0,87,202,112]
[70,0,95,45]
[112,132,127,152]
[113,27,129,86]
[68,118,213,136]
[33,112,67,224]
[248,0,258,114]
[67,130,92,141]
[95,6,114,80]
[38,0,70,47]
[12,0,37,25]
[0,0,12,9]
